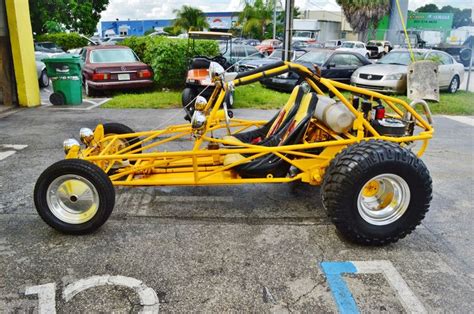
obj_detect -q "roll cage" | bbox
[68,61,434,187]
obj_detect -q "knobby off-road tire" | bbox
[321,140,432,245]
[102,123,141,169]
[34,159,115,234]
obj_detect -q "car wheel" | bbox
[321,140,432,245]
[102,122,141,169]
[34,159,115,234]
[84,80,95,97]
[39,69,49,88]
[448,75,460,94]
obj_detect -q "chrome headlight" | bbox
[79,128,94,146]
[384,73,404,80]
[191,110,207,130]
[63,138,80,154]
[194,96,207,110]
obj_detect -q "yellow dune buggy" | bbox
[34,61,434,245]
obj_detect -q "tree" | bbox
[239,0,274,40]
[29,0,109,35]
[336,0,391,42]
[416,4,439,13]
[173,6,209,32]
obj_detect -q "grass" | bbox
[103,83,473,115]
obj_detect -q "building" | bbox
[100,12,239,37]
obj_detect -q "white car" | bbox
[337,41,369,58]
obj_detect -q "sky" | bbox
[100,0,473,21]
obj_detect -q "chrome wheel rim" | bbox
[450,77,458,93]
[47,174,99,224]
[357,174,410,226]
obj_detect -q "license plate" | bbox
[118,73,130,81]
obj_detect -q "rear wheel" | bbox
[84,80,96,97]
[39,69,49,88]
[34,159,115,234]
[321,140,432,245]
[102,123,141,168]
[448,75,460,94]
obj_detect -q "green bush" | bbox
[35,33,89,51]
[122,36,219,88]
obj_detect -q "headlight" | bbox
[79,128,94,146]
[194,96,207,110]
[352,71,360,79]
[278,73,289,78]
[384,73,404,80]
[191,110,207,130]
[63,138,80,154]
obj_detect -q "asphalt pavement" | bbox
[0,106,473,312]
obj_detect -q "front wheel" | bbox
[321,140,432,245]
[34,159,115,234]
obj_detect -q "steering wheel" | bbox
[212,55,228,68]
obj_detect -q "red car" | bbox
[256,39,281,56]
[80,45,153,96]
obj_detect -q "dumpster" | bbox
[43,55,83,105]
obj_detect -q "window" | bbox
[231,46,246,58]
[330,54,363,67]
[245,46,261,58]
[356,43,364,48]
[89,49,138,63]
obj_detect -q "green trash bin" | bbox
[43,55,83,105]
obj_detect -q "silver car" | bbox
[36,60,49,88]
[351,49,465,93]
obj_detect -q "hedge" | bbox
[35,33,89,51]
[122,36,219,88]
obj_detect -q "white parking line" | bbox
[0,144,28,161]
[0,151,16,161]
[352,261,426,314]
[442,115,474,127]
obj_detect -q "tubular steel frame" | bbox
[67,62,434,187]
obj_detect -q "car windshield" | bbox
[90,49,138,63]
[378,51,424,66]
[39,42,59,49]
[341,42,355,48]
[325,41,337,47]
[297,50,331,65]
[269,50,284,59]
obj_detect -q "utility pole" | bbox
[273,0,277,39]
[283,0,294,61]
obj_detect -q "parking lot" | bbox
[0,106,473,312]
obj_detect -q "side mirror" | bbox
[327,63,336,69]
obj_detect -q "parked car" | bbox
[220,44,265,66]
[36,60,49,88]
[34,42,65,54]
[435,35,473,67]
[324,39,345,48]
[351,49,465,93]
[366,40,393,59]
[261,49,371,92]
[79,45,154,96]
[243,39,261,46]
[102,36,127,45]
[256,39,281,55]
[337,41,369,58]
[238,48,307,72]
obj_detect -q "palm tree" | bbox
[173,5,209,32]
[239,0,274,40]
[336,0,391,42]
